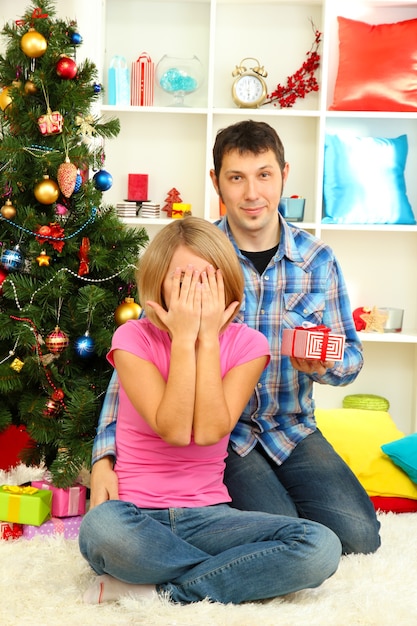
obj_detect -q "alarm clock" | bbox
[232,57,268,108]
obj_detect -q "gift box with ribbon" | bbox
[1,521,23,541]
[108,55,130,105]
[130,52,154,106]
[23,515,83,540]
[0,485,52,526]
[31,480,86,518]
[172,202,191,219]
[37,109,64,136]
[281,325,345,361]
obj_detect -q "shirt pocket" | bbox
[283,292,326,327]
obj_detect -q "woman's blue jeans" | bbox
[224,430,381,555]
[79,501,341,604]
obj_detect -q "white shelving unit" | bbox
[2,0,417,433]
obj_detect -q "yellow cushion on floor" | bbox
[315,408,417,500]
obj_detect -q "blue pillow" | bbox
[381,433,417,483]
[323,134,416,224]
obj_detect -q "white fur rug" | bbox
[1,511,416,626]
[1,466,416,625]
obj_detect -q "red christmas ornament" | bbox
[43,397,61,417]
[36,224,52,238]
[36,222,65,253]
[56,56,77,79]
[0,267,8,294]
[78,237,90,276]
[57,158,77,197]
[45,326,69,354]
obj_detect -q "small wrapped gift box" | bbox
[31,480,86,518]
[1,521,23,541]
[131,52,154,106]
[23,515,82,540]
[108,55,130,105]
[281,326,345,361]
[172,202,191,219]
[127,173,148,201]
[37,108,64,136]
[0,485,52,526]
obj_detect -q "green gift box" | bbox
[0,485,52,526]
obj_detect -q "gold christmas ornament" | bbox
[34,175,60,204]
[24,78,37,95]
[114,297,142,326]
[10,357,24,372]
[20,28,47,58]
[1,199,17,219]
[0,86,12,111]
[57,158,77,197]
[36,250,51,266]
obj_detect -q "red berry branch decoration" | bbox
[263,23,322,108]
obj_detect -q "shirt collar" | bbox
[216,211,305,264]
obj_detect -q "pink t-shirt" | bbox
[107,318,270,508]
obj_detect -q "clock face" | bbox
[232,74,267,108]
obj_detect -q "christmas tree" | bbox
[0,1,148,486]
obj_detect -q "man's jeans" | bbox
[79,501,341,604]
[224,429,381,554]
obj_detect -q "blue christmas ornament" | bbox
[73,173,82,193]
[70,32,83,45]
[93,82,102,94]
[1,245,24,272]
[93,169,113,191]
[74,332,95,358]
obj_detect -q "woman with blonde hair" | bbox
[79,217,341,606]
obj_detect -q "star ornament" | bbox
[36,250,51,266]
[359,306,388,333]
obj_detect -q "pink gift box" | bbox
[282,326,345,361]
[1,521,23,540]
[23,516,82,540]
[31,481,86,518]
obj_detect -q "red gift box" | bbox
[281,326,345,361]
[127,173,148,201]
[1,521,23,540]
[23,515,82,540]
[31,480,86,518]
[130,52,154,106]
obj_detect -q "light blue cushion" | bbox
[323,134,416,224]
[381,433,417,483]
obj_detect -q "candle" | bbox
[127,174,148,201]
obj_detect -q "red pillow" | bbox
[330,16,417,111]
[370,496,417,514]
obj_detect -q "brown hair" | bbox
[212,119,286,179]
[137,217,244,332]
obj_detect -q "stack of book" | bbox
[139,202,161,218]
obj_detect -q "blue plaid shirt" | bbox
[92,213,363,466]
